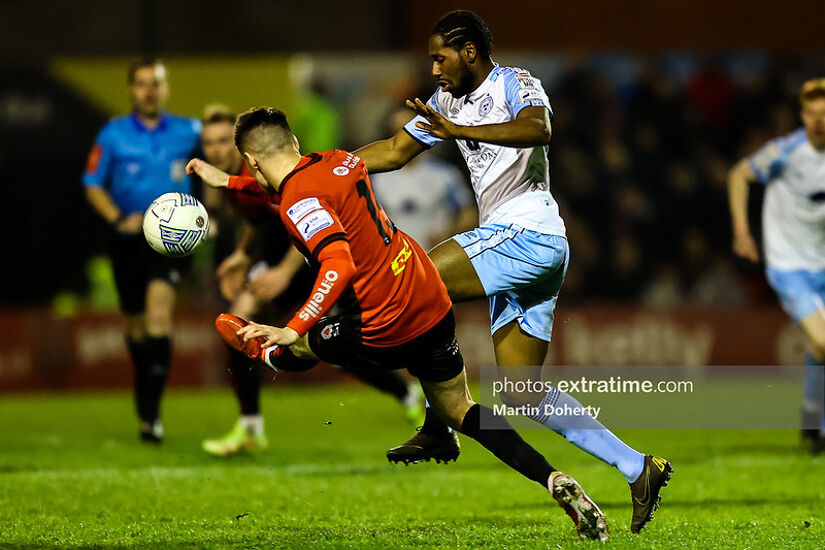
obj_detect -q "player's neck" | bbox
[270,152,304,192]
[470,59,495,93]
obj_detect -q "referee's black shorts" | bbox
[110,233,190,314]
[307,309,464,383]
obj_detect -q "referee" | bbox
[83,57,201,443]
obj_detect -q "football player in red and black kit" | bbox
[187,107,609,541]
[198,111,424,456]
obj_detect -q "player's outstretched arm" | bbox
[727,158,760,263]
[408,100,551,148]
[186,158,230,188]
[356,128,426,174]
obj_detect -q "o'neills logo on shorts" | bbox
[298,270,339,321]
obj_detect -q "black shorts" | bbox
[110,233,190,314]
[307,310,464,383]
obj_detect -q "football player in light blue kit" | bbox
[83,57,201,443]
[357,10,670,533]
[728,78,825,455]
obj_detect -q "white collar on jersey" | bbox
[465,62,500,104]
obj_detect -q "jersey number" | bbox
[356,179,393,246]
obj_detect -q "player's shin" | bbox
[458,403,555,486]
[140,335,171,423]
[525,385,644,483]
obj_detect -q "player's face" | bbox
[129,65,169,119]
[428,35,473,98]
[801,97,825,150]
[201,122,242,173]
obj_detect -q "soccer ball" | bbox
[142,192,209,257]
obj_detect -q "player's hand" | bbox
[249,266,292,302]
[732,231,759,263]
[237,322,300,347]
[116,212,144,235]
[407,97,460,140]
[216,249,251,301]
[186,158,230,188]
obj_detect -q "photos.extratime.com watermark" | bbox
[478,365,825,429]
[491,376,695,397]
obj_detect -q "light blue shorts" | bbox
[765,267,825,322]
[453,224,568,341]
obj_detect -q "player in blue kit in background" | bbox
[357,10,671,533]
[728,78,825,455]
[83,57,201,443]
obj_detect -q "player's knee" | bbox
[144,310,172,337]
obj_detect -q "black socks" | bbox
[226,345,262,416]
[127,336,170,424]
[459,404,555,487]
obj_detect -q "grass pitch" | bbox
[1,385,823,549]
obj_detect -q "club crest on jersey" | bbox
[320,322,340,340]
[333,166,350,176]
[478,96,494,117]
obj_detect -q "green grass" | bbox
[1,385,823,549]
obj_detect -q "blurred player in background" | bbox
[82,57,201,443]
[197,109,424,456]
[370,106,477,250]
[191,106,611,541]
[728,78,825,455]
[356,10,671,533]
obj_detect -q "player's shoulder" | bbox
[772,128,808,154]
[282,151,357,199]
[494,65,542,86]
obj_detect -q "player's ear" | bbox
[242,152,258,170]
[292,134,301,153]
[462,42,477,64]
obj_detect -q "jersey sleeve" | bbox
[227,175,265,195]
[748,136,790,184]
[503,69,553,119]
[82,124,116,188]
[403,90,444,148]
[280,194,348,261]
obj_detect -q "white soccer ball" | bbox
[142,192,209,257]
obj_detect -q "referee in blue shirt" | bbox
[83,57,201,443]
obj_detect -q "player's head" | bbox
[128,57,169,119]
[800,78,825,150]
[234,106,300,190]
[429,10,493,97]
[201,108,242,173]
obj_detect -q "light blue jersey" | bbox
[404,64,568,340]
[404,64,565,237]
[83,113,202,214]
[749,128,825,271]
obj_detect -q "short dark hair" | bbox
[431,10,493,60]
[801,78,825,103]
[234,106,292,152]
[128,56,165,84]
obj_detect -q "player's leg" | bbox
[797,310,825,454]
[139,278,175,439]
[766,268,825,453]
[407,314,608,542]
[203,290,269,456]
[110,235,163,442]
[427,237,486,302]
